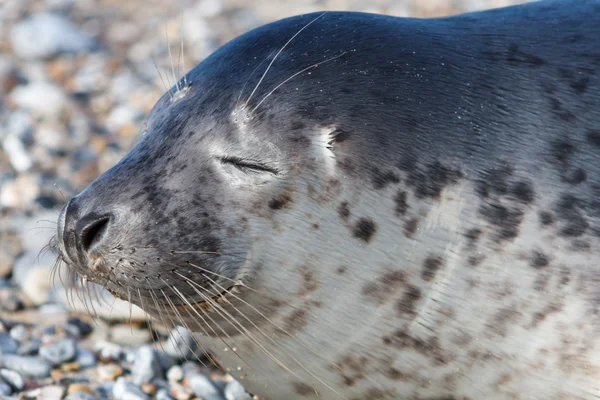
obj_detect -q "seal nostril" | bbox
[79,215,111,252]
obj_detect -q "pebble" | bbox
[97,364,123,381]
[9,81,69,117]
[131,345,163,385]
[164,326,194,360]
[0,289,24,312]
[0,354,52,378]
[18,339,41,356]
[113,377,150,400]
[140,382,157,396]
[38,385,68,400]
[224,380,252,400]
[10,13,95,60]
[67,383,94,395]
[188,374,225,400]
[109,324,151,347]
[0,332,19,355]
[170,382,193,400]
[39,338,77,366]
[166,365,184,382]
[156,388,175,400]
[11,251,56,306]
[0,380,12,396]
[64,393,98,400]
[64,317,93,339]
[0,368,24,391]
[95,340,122,362]
[0,176,40,210]
[75,348,97,369]
[9,324,29,343]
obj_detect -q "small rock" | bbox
[64,393,98,400]
[75,348,97,369]
[40,338,77,366]
[67,383,94,395]
[113,377,149,400]
[170,383,193,400]
[38,385,67,400]
[0,333,18,355]
[140,382,157,396]
[180,361,202,378]
[163,326,194,360]
[97,364,123,382]
[224,380,252,400]
[64,318,93,338]
[0,176,40,210]
[167,365,184,382]
[0,381,11,396]
[61,362,80,372]
[10,13,95,60]
[11,251,56,306]
[9,325,29,343]
[156,388,174,400]
[95,341,122,362]
[9,81,69,117]
[131,345,162,386]
[96,382,114,400]
[109,324,151,346]
[0,368,24,391]
[18,339,41,356]
[188,374,225,400]
[0,355,51,378]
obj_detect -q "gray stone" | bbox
[155,388,174,400]
[17,339,41,356]
[0,333,18,355]
[9,325,29,343]
[0,369,24,391]
[0,354,52,378]
[0,380,12,396]
[188,374,225,400]
[39,338,77,366]
[131,345,163,386]
[113,377,149,400]
[224,380,252,400]
[163,326,194,360]
[75,348,97,369]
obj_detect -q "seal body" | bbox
[57,0,600,399]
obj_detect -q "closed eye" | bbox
[219,156,279,175]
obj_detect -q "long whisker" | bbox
[203,273,343,373]
[200,273,344,399]
[243,12,327,109]
[235,50,277,110]
[183,276,312,387]
[251,51,347,114]
[165,24,179,92]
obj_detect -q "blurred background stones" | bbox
[0,0,526,398]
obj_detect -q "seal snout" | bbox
[58,196,114,264]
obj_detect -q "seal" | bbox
[56,0,600,398]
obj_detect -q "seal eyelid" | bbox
[219,156,279,175]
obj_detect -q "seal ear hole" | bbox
[219,156,279,175]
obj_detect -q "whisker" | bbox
[165,23,179,92]
[163,283,247,369]
[235,49,277,111]
[153,56,173,100]
[201,273,344,399]
[203,273,343,373]
[183,277,311,387]
[251,51,347,114]
[243,12,327,109]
